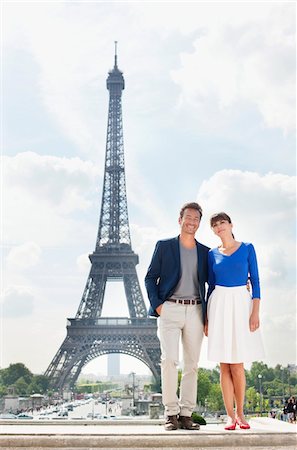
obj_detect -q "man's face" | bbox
[179,208,201,236]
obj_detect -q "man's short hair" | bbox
[179,202,203,219]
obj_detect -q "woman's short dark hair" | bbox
[180,202,203,219]
[210,212,232,227]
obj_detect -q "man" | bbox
[145,202,209,431]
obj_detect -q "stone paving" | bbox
[0,417,296,449]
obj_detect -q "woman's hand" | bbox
[249,299,260,332]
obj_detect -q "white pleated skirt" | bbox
[207,285,265,363]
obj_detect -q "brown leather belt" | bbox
[166,298,201,305]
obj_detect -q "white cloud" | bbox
[3,2,144,155]
[1,286,35,318]
[3,2,293,166]
[131,3,281,35]
[6,242,41,270]
[3,151,99,246]
[198,169,295,249]
[171,3,295,133]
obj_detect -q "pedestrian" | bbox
[292,397,296,423]
[205,212,265,430]
[287,397,295,423]
[145,202,209,431]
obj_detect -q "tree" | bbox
[14,377,29,396]
[27,375,50,395]
[0,385,7,396]
[245,386,258,411]
[248,361,278,389]
[0,363,33,386]
[207,384,224,412]
[209,366,220,384]
[197,369,212,406]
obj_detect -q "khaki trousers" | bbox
[158,301,204,417]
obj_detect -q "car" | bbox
[0,413,17,419]
[17,413,34,419]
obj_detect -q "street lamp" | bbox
[258,374,263,416]
[130,372,136,415]
[280,366,285,403]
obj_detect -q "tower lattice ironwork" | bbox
[45,44,161,391]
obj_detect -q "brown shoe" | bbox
[164,415,179,431]
[179,415,200,430]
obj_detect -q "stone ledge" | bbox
[1,448,296,450]
[0,431,297,450]
[0,418,295,449]
[0,433,296,449]
[0,419,163,426]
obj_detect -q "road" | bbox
[33,398,124,421]
[68,399,122,419]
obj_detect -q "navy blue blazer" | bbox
[145,236,210,324]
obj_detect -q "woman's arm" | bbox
[248,243,261,331]
[248,243,260,299]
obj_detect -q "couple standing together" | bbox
[145,202,265,431]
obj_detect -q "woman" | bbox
[205,212,264,430]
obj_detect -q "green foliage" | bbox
[75,381,118,394]
[245,386,258,411]
[207,383,225,412]
[15,377,29,396]
[0,385,7,396]
[0,359,296,412]
[0,363,50,397]
[191,412,206,425]
[27,375,50,395]
[210,366,220,384]
[177,370,182,397]
[248,361,275,387]
[197,368,212,406]
[0,363,33,385]
[148,378,161,393]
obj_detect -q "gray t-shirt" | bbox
[171,243,200,300]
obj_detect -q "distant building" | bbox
[108,353,120,377]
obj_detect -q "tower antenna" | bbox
[114,40,118,67]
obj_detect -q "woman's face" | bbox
[211,219,233,238]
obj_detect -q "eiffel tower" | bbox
[45,43,161,391]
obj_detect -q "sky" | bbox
[1,1,296,379]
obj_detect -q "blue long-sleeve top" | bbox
[208,242,261,300]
